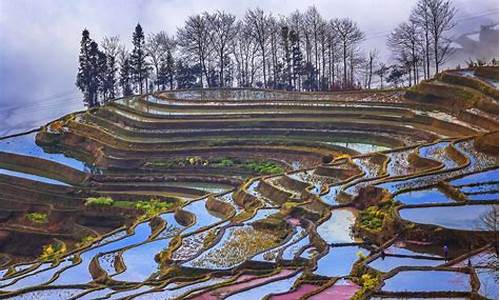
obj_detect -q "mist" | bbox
[0,0,497,136]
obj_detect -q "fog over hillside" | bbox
[0,0,497,135]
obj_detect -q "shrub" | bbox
[135,199,174,218]
[85,197,114,207]
[77,235,96,248]
[216,158,234,168]
[244,161,284,175]
[352,273,381,300]
[359,206,386,231]
[113,200,136,208]
[39,242,66,261]
[358,201,397,232]
[26,212,48,224]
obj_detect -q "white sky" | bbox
[0,0,498,109]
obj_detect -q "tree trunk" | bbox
[261,45,267,87]
[368,57,373,89]
[434,37,439,75]
[343,42,347,88]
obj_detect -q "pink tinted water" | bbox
[269,283,320,300]
[309,279,360,300]
[193,269,295,300]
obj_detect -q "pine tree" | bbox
[130,23,148,94]
[176,61,200,89]
[87,41,100,107]
[302,62,318,91]
[120,58,133,96]
[156,62,168,90]
[165,50,175,90]
[76,29,94,107]
[97,50,108,102]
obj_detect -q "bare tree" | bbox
[411,0,432,79]
[424,0,456,74]
[232,20,259,87]
[245,8,270,87]
[305,6,323,89]
[146,31,175,90]
[366,49,378,89]
[177,14,212,87]
[101,36,122,99]
[387,21,421,86]
[207,11,237,87]
[332,18,365,88]
[375,63,389,89]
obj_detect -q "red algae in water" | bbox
[269,283,320,300]
[309,279,360,300]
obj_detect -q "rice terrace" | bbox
[0,0,498,299]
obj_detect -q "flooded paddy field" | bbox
[0,70,498,299]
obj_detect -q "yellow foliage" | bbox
[39,242,66,261]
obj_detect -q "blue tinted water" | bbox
[395,188,455,205]
[0,132,90,172]
[0,168,70,186]
[399,205,496,231]
[382,270,470,292]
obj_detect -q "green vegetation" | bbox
[113,200,136,208]
[359,206,385,230]
[77,235,97,248]
[85,197,114,207]
[356,250,368,260]
[39,242,66,261]
[136,199,175,218]
[243,161,284,175]
[148,156,208,168]
[147,157,284,175]
[215,158,234,168]
[25,212,48,224]
[358,201,397,232]
[352,273,381,300]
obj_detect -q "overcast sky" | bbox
[0,0,497,135]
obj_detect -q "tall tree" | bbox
[165,50,175,90]
[375,63,389,89]
[101,36,121,100]
[332,18,365,88]
[146,31,174,90]
[305,7,323,90]
[130,23,148,94]
[366,49,378,89]
[290,29,303,90]
[176,60,200,89]
[118,48,133,96]
[245,8,270,88]
[207,11,237,87]
[177,14,212,87]
[76,29,98,107]
[387,21,421,86]
[281,25,292,89]
[426,0,456,74]
[411,0,432,79]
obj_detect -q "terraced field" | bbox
[0,67,498,299]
